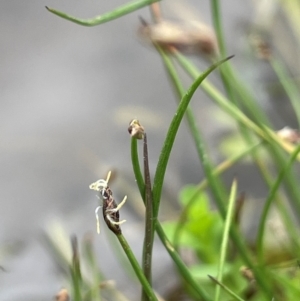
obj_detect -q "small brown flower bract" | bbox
[128,119,145,139]
[277,126,300,144]
[55,288,69,301]
[138,20,219,58]
[240,266,255,282]
[249,33,272,60]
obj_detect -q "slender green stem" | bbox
[279,0,300,44]
[211,0,226,57]
[211,0,270,125]
[82,237,103,301]
[174,48,300,236]
[269,57,300,126]
[209,276,245,301]
[175,45,300,220]
[145,54,272,298]
[174,142,262,249]
[141,133,154,301]
[211,2,300,227]
[46,0,160,27]
[155,223,212,301]
[130,136,212,301]
[70,236,82,301]
[131,138,145,197]
[264,136,300,216]
[214,179,237,301]
[152,56,233,220]
[172,53,278,299]
[257,143,300,264]
[158,48,227,197]
[173,51,298,158]
[271,270,300,297]
[70,268,82,301]
[169,53,273,298]
[116,234,158,301]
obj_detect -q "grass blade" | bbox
[269,57,300,126]
[257,143,300,264]
[209,275,245,301]
[130,136,212,301]
[116,234,158,301]
[152,55,234,219]
[214,179,237,301]
[46,0,160,27]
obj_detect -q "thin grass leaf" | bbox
[157,47,227,201]
[130,137,212,301]
[155,223,212,301]
[174,43,300,216]
[152,51,274,297]
[116,234,158,301]
[81,236,103,301]
[152,55,234,219]
[174,47,300,226]
[279,0,300,43]
[173,142,262,249]
[70,236,82,301]
[173,51,298,158]
[214,179,237,301]
[46,0,160,27]
[131,138,145,197]
[257,143,300,264]
[141,133,154,301]
[271,270,300,297]
[269,57,300,127]
[153,53,272,298]
[208,275,245,301]
[211,0,271,126]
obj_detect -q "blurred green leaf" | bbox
[179,185,223,247]
[189,263,231,282]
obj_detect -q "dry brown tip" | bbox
[55,288,69,301]
[240,266,255,282]
[249,33,272,60]
[277,126,300,144]
[128,119,145,139]
[138,19,219,58]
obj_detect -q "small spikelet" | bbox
[138,19,219,58]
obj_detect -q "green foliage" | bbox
[43,0,300,300]
[164,186,223,263]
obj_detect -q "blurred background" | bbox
[0,0,299,300]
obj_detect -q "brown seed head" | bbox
[55,288,69,301]
[249,33,272,60]
[128,119,145,139]
[138,20,219,58]
[277,126,300,144]
[240,266,255,282]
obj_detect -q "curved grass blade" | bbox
[208,275,245,301]
[257,143,300,264]
[141,133,154,301]
[152,55,234,219]
[269,57,300,127]
[116,233,158,301]
[173,51,298,158]
[214,179,237,301]
[46,0,160,27]
[130,137,212,301]
[131,138,145,196]
[158,47,227,203]
[173,142,262,249]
